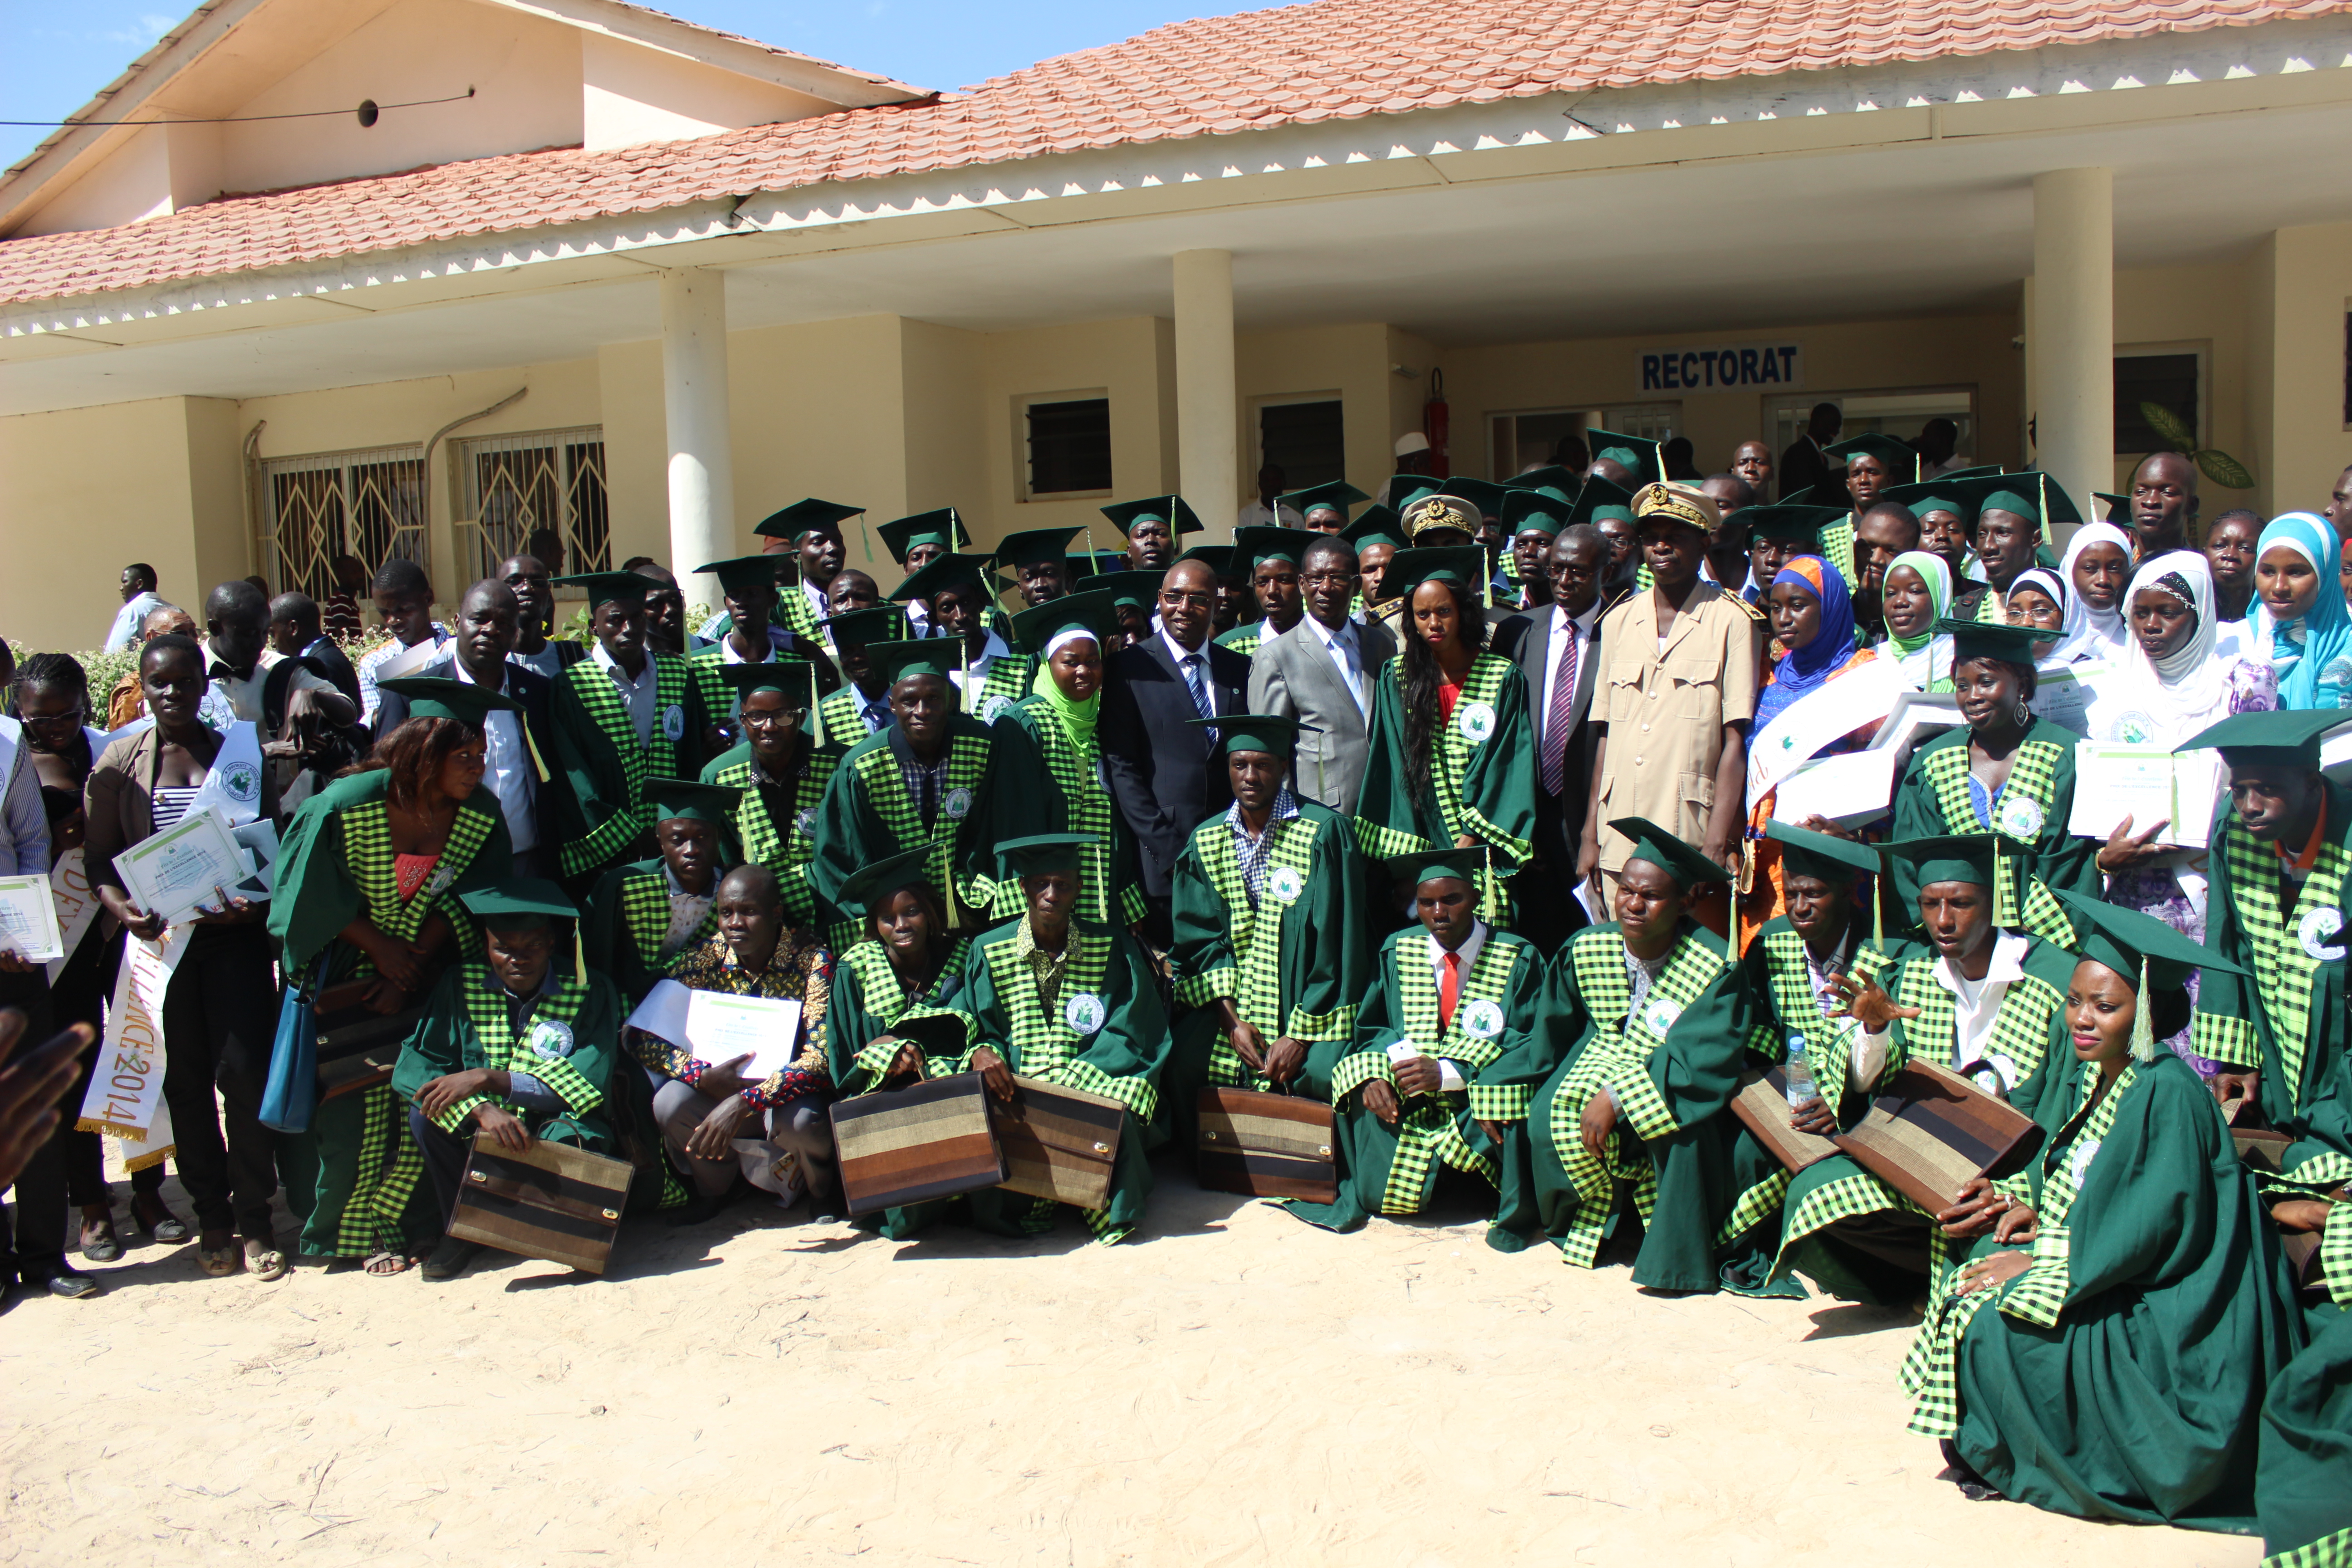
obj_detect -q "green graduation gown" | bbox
[960,649,1037,723]
[1888,720,2096,948]
[268,769,513,1258]
[958,916,1170,1244]
[1901,1052,2303,1532]
[700,734,850,939]
[805,716,1016,929]
[581,857,718,1006]
[1296,920,1548,1245]
[1528,918,1759,1292]
[548,648,711,882]
[988,693,1146,928]
[390,961,621,1150]
[1164,799,1370,1152]
[2258,1305,2352,1568]
[1356,651,1538,924]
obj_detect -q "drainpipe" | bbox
[422,386,529,601]
[242,419,267,581]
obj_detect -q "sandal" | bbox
[362,1250,413,1277]
[196,1241,240,1278]
[243,1239,289,1281]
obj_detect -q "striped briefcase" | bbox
[446,1135,632,1275]
[1728,1067,1842,1175]
[1831,1059,2044,1213]
[1196,1087,1338,1202]
[830,1073,1005,1217]
[2223,1094,2294,1174]
[994,1076,1123,1211]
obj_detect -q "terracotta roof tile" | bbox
[1,0,2340,307]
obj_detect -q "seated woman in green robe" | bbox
[582,778,736,1005]
[1888,618,2096,949]
[1292,847,1547,1244]
[825,848,975,1097]
[1902,893,2303,1532]
[1527,818,1759,1291]
[701,661,849,945]
[988,592,1146,928]
[1355,543,1538,922]
[1165,713,1372,1155]
[960,834,1170,1245]
[393,878,620,1282]
[270,677,515,1275]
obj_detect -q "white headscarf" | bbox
[2058,521,2135,659]
[2006,567,2074,671]
[2089,549,2233,746]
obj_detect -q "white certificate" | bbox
[0,875,65,962]
[2027,660,2105,737]
[114,807,250,926]
[1772,749,1900,829]
[625,978,803,1079]
[2068,743,2184,843]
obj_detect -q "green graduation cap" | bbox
[1941,465,2007,482]
[1609,815,1733,887]
[1734,504,1847,549]
[1188,712,1307,760]
[374,676,525,727]
[1881,833,1999,890]
[1233,526,1315,571]
[1380,546,1487,606]
[1879,479,1975,525]
[695,554,787,596]
[1009,591,1121,657]
[865,639,960,687]
[717,659,815,709]
[755,498,863,543]
[1341,506,1406,552]
[1584,429,1662,486]
[1091,570,1164,612]
[1506,466,1584,505]
[1446,478,1511,522]
[2053,889,2247,992]
[1177,544,1235,574]
[1501,489,1569,536]
[995,833,1096,880]
[1279,480,1369,523]
[2092,491,2130,522]
[817,605,908,647]
[551,572,652,610]
[832,847,938,918]
[1934,615,2045,666]
[995,526,1086,571]
[888,552,992,603]
[643,777,741,826]
[1383,844,1485,889]
[1975,472,2083,529]
[1100,495,1202,539]
[458,877,580,931]
[874,508,972,568]
[1384,474,1443,514]
[2176,707,2350,769]
[1066,548,1127,578]
[1764,819,1883,884]
[1824,433,1924,485]
[1567,475,1637,529]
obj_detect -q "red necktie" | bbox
[1440,951,1461,1033]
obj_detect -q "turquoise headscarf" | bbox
[2256,512,2352,711]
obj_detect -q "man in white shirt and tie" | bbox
[1248,534,1397,814]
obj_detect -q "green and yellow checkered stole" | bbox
[1919,737,2073,946]
[343,795,497,960]
[1819,517,1858,593]
[842,936,974,1082]
[774,584,823,643]
[712,747,838,925]
[616,867,715,975]
[964,653,1036,722]
[1547,925,1728,1266]
[2267,1526,2352,1568]
[1214,623,1262,659]
[2200,815,2351,1099]
[424,963,603,1132]
[848,729,996,913]
[991,700,1143,927]
[1383,650,1527,920]
[559,651,695,877]
[1900,1058,2139,1437]
[814,685,868,750]
[1720,927,1859,1246]
[1974,585,2004,623]
[978,924,1155,1124]
[1181,812,1351,1088]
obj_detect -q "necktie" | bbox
[1539,621,1580,796]
[1181,653,1214,723]
[1334,627,1366,713]
[1439,950,1461,1033]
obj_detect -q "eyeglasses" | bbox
[1160,591,1215,609]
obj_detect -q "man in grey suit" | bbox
[1490,524,1615,954]
[1247,534,1396,815]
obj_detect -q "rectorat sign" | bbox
[1638,343,1804,392]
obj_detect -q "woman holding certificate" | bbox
[84,635,282,1281]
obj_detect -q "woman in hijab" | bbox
[2082,550,2274,1072]
[2250,511,2352,712]
[1742,555,1880,939]
[2005,565,2108,735]
[1880,550,1953,692]
[2059,520,2134,661]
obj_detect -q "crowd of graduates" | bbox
[5,425,2352,1566]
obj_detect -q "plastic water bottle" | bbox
[1784,1034,1816,1108]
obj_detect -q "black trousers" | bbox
[0,967,65,1281]
[407,1106,471,1229]
[158,924,280,1240]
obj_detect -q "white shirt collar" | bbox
[1430,919,1487,975]
[1932,930,2028,997]
[1303,612,1354,651]
[1159,626,1210,667]
[590,639,657,688]
[1551,598,1601,638]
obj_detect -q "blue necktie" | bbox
[1182,652,1216,737]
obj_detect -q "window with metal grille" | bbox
[456,427,610,582]
[261,446,428,599]
[1023,396,1112,498]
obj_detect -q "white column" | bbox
[2030,168,2114,515]
[1173,249,1237,533]
[659,266,737,574]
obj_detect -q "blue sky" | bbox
[0,0,1260,171]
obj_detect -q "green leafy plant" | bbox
[2140,402,2255,490]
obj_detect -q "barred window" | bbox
[457,427,610,584]
[261,446,427,600]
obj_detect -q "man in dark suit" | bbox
[373,579,564,878]
[265,591,362,711]
[1777,402,1841,504]
[1491,524,1613,954]
[1098,558,1249,941]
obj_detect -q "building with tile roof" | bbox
[3,0,2350,648]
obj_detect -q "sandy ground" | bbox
[1,1162,2259,1568]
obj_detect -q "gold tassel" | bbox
[573,921,586,985]
[523,723,551,784]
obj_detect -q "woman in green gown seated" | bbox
[825,848,975,1096]
[1902,891,2303,1531]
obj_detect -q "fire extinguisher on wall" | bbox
[1424,368,1450,481]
